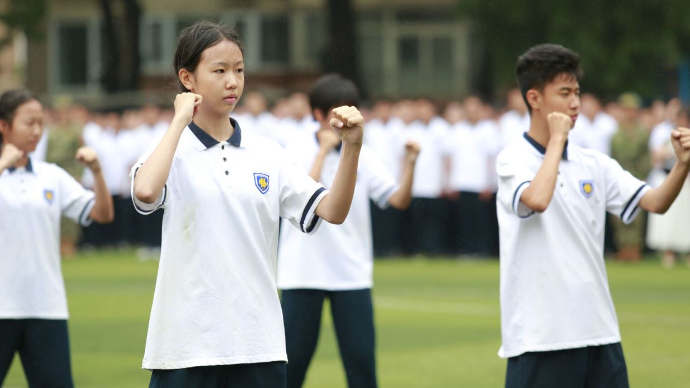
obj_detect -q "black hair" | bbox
[173,20,244,93]
[308,74,360,117]
[516,44,583,113]
[0,89,39,145]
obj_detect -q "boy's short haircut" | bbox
[516,44,584,113]
[308,74,360,117]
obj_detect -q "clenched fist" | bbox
[404,140,421,163]
[671,127,690,164]
[75,147,102,172]
[546,112,573,141]
[330,106,364,146]
[0,143,24,170]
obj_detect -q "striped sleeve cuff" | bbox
[78,197,96,227]
[300,187,328,234]
[513,181,535,219]
[620,184,651,224]
[131,165,167,215]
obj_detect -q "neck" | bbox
[194,109,234,142]
[526,112,552,148]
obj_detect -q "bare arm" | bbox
[133,93,201,204]
[75,147,114,223]
[315,106,364,224]
[520,113,572,213]
[639,127,690,214]
[388,140,420,210]
[309,129,341,182]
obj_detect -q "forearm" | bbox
[314,143,361,224]
[640,160,690,214]
[89,168,115,223]
[309,149,329,182]
[388,160,415,210]
[520,137,565,212]
[134,117,186,203]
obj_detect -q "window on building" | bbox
[58,24,88,86]
[260,15,290,64]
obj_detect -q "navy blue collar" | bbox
[6,157,33,173]
[523,133,568,160]
[189,117,242,149]
[314,131,342,152]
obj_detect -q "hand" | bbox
[0,143,24,170]
[546,112,573,141]
[316,128,342,151]
[75,147,101,172]
[671,127,690,165]
[479,189,494,202]
[404,140,421,163]
[174,92,203,126]
[330,106,364,146]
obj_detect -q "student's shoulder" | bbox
[496,140,531,164]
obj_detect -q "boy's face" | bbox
[533,73,580,128]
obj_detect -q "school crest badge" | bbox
[44,189,55,204]
[579,180,594,198]
[254,173,270,194]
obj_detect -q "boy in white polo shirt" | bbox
[131,22,364,388]
[497,44,690,388]
[277,74,419,388]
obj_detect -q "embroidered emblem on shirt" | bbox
[44,189,55,204]
[579,180,594,198]
[254,173,269,194]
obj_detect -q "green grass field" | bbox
[4,252,690,387]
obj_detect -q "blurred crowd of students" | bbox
[31,90,690,266]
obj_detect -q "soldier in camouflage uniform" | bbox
[45,101,89,257]
[609,93,651,261]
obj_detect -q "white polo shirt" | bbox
[130,119,327,370]
[0,159,95,319]
[496,133,650,358]
[402,117,449,198]
[277,132,398,291]
[446,120,498,193]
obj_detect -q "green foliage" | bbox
[0,0,46,49]
[458,0,690,100]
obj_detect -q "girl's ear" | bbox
[179,69,195,93]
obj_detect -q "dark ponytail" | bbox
[173,20,244,93]
[0,89,39,146]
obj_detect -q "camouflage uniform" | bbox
[45,124,84,243]
[610,124,651,251]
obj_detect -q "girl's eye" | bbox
[215,69,225,74]
[237,68,244,74]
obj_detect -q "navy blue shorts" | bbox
[505,343,629,388]
[0,319,74,388]
[149,361,286,388]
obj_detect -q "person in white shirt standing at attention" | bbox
[496,44,690,388]
[277,74,419,388]
[131,21,364,388]
[0,89,114,387]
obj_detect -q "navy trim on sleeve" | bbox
[305,215,321,233]
[132,166,167,215]
[512,181,530,213]
[300,187,326,232]
[79,197,95,225]
[620,184,647,221]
